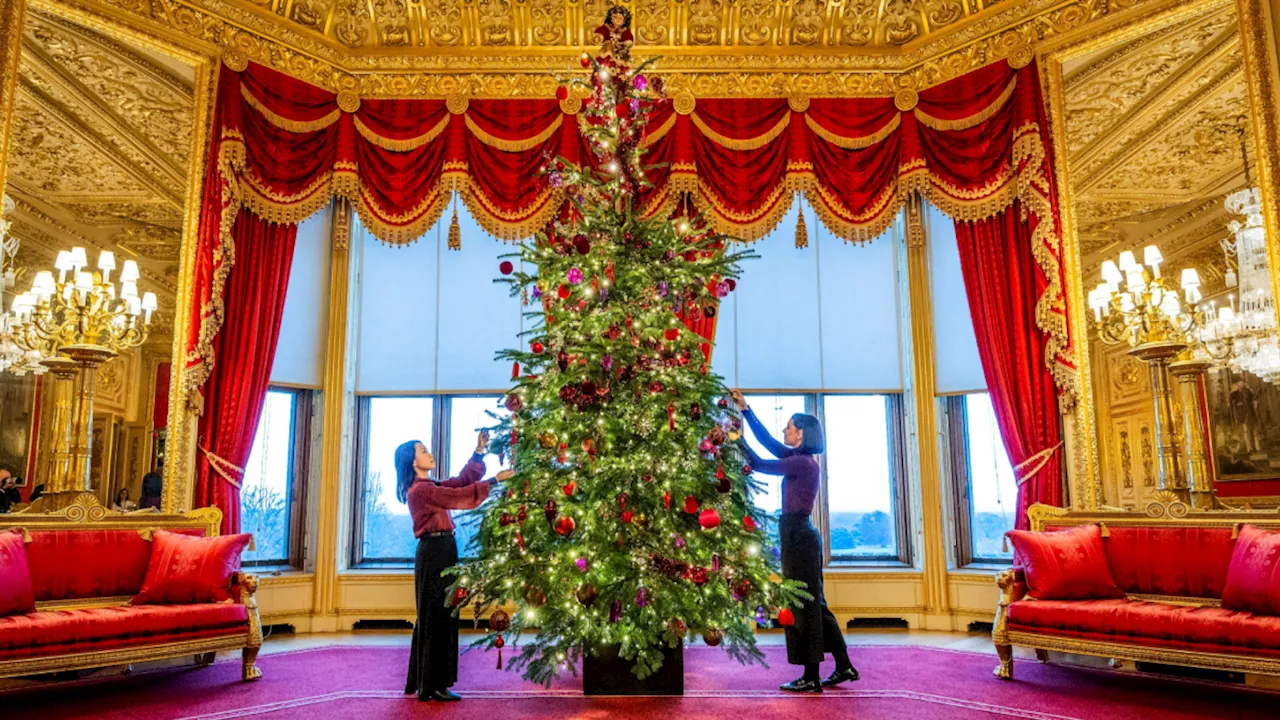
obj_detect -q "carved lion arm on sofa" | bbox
[992,567,1026,679]
[231,572,264,681]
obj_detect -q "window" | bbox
[823,394,907,562]
[740,394,808,547]
[448,396,509,557]
[948,393,1018,565]
[353,396,435,564]
[240,388,311,567]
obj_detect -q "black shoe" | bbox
[779,677,823,693]
[821,666,859,687]
[420,689,462,702]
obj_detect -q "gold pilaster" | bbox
[1169,358,1216,509]
[904,194,951,627]
[311,199,352,630]
[0,0,25,197]
[1129,342,1187,496]
[40,357,78,492]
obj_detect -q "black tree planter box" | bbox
[582,642,684,696]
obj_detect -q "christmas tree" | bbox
[449,51,808,686]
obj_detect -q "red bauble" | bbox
[574,235,591,255]
[562,480,577,497]
[699,508,721,530]
[726,278,737,291]
[702,628,724,647]
[778,608,795,627]
[495,635,505,649]
[621,510,634,524]
[742,464,753,475]
[531,341,545,354]
[555,516,577,536]
[743,515,757,532]
[557,284,571,299]
[499,513,515,527]
[579,55,591,68]
[489,608,511,632]
[499,261,514,275]
[663,490,672,510]
[616,102,631,119]
[556,86,569,101]
[683,495,699,514]
[664,327,679,341]
[450,587,470,607]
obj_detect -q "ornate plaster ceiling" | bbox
[222,0,1009,53]
[1063,4,1251,296]
[2,10,193,348]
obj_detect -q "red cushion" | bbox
[1222,524,1280,615]
[1006,524,1124,600]
[0,531,35,616]
[1096,526,1235,599]
[25,528,205,602]
[132,530,251,605]
[0,603,249,661]
[1007,597,1280,658]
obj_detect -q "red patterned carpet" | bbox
[2,644,1271,720]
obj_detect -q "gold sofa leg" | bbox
[994,644,1014,679]
[991,568,1022,680]
[242,647,262,681]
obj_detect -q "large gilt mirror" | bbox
[0,7,194,511]
[1054,0,1278,511]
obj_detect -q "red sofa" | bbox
[0,507,263,681]
[993,500,1280,680]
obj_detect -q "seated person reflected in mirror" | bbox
[113,487,138,512]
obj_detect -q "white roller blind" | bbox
[718,201,902,391]
[355,208,524,392]
[355,215,440,392]
[270,209,330,387]
[927,202,987,394]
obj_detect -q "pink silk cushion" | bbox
[0,531,36,616]
[131,530,251,605]
[24,528,205,602]
[1222,524,1280,615]
[1005,524,1124,600]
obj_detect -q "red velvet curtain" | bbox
[954,203,1063,529]
[192,210,298,535]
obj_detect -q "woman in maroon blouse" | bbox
[399,432,512,702]
[731,390,857,694]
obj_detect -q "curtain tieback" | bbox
[201,446,245,489]
[1014,442,1062,487]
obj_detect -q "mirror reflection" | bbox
[0,9,188,512]
[1067,3,1275,510]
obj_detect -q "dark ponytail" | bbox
[394,440,420,504]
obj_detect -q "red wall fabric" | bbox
[191,210,298,535]
[955,203,1065,529]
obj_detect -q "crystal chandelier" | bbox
[0,195,47,376]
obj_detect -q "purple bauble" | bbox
[609,599,622,623]
[636,587,650,607]
[576,556,590,572]
[601,354,614,370]
[548,173,563,187]
[755,606,768,624]
[567,267,584,285]
[657,281,669,298]
[633,75,648,91]
[716,281,731,298]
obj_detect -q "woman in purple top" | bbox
[731,390,857,694]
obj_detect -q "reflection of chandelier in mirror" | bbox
[0,195,48,376]
[1190,122,1280,380]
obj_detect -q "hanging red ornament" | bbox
[499,261,514,275]
[699,508,721,530]
[494,634,506,669]
[450,587,470,608]
[668,401,676,431]
[531,341,545,354]
[576,582,599,606]
[621,510,634,524]
[511,362,520,380]
[683,495,699,514]
[727,278,737,291]
[664,327,679,341]
[558,284,571,299]
[556,85,569,101]
[562,480,577,496]
[702,628,724,647]
[544,499,557,525]
[555,516,577,536]
[663,490,672,510]
[517,504,528,525]
[505,392,523,411]
[557,443,568,464]
[778,608,795,627]
[742,464,753,475]
[499,513,515,527]
[715,461,725,480]
[580,54,591,68]
[743,515,757,532]
[524,585,546,607]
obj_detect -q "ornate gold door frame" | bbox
[1037,0,1280,510]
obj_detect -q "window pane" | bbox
[824,395,896,558]
[241,390,296,565]
[361,397,434,562]
[448,396,510,557]
[742,394,807,547]
[966,393,1017,561]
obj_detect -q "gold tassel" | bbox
[447,206,462,251]
[795,209,809,249]
[1002,535,1010,554]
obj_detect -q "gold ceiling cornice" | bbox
[61,0,1161,96]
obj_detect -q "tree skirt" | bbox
[3,645,1272,720]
